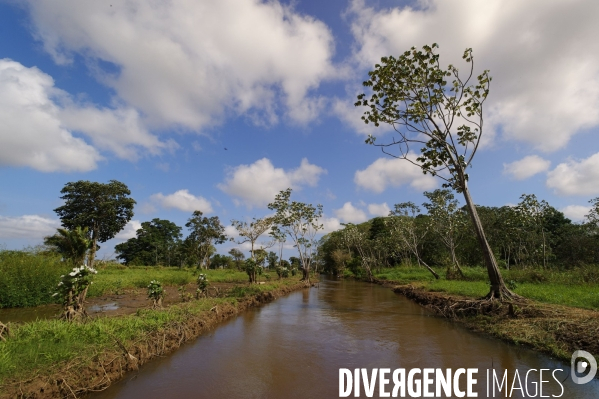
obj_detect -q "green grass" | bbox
[0,278,300,386]
[0,251,70,308]
[79,264,249,297]
[374,265,599,310]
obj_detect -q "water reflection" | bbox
[90,278,599,398]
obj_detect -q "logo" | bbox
[571,350,597,385]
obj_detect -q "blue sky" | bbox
[1,0,599,260]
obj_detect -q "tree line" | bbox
[318,190,599,278]
[43,181,323,283]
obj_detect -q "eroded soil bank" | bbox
[390,283,599,363]
[0,281,308,399]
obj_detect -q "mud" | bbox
[0,283,239,323]
[391,283,599,362]
[0,281,307,399]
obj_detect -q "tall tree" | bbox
[268,188,323,282]
[423,189,466,278]
[356,44,514,299]
[185,211,227,269]
[54,180,135,268]
[387,202,439,279]
[115,218,182,266]
[230,217,274,260]
[228,248,245,270]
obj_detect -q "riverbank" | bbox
[0,279,308,399]
[383,281,599,364]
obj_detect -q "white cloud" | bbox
[0,215,59,239]
[218,158,326,208]
[0,59,173,172]
[319,216,343,234]
[368,202,390,217]
[354,155,437,193]
[348,0,599,152]
[546,152,599,196]
[151,189,213,213]
[58,104,176,160]
[332,96,393,136]
[224,225,239,239]
[0,59,100,172]
[503,155,550,180]
[334,202,368,224]
[115,220,142,240]
[25,0,337,127]
[560,205,591,222]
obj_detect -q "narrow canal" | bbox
[90,278,599,398]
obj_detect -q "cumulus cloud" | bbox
[218,158,326,208]
[24,0,337,127]
[503,155,550,180]
[354,155,437,193]
[546,152,599,196]
[319,216,343,234]
[151,189,213,213]
[368,202,390,217]
[332,96,393,136]
[334,202,368,224]
[560,205,590,222]
[348,0,599,152]
[114,220,142,240]
[0,59,100,172]
[0,59,173,172]
[0,215,59,239]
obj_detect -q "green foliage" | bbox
[147,280,164,307]
[43,227,92,265]
[115,219,182,266]
[356,44,490,191]
[268,188,323,279]
[196,273,209,295]
[54,180,136,267]
[185,211,227,269]
[0,251,70,308]
[244,258,259,283]
[52,265,97,305]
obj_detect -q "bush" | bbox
[0,251,70,308]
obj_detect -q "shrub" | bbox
[0,251,70,308]
[53,265,97,320]
[147,280,164,308]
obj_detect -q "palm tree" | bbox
[44,226,92,265]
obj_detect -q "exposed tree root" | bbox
[0,321,8,341]
[391,284,599,363]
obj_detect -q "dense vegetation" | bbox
[0,250,70,308]
[318,192,599,278]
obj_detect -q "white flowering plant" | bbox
[196,274,209,298]
[53,265,97,320]
[147,280,164,308]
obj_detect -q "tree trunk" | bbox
[89,227,97,268]
[460,179,517,300]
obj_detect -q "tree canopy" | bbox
[54,180,136,268]
[356,44,514,299]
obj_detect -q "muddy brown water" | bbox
[87,279,598,398]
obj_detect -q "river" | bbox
[90,278,599,398]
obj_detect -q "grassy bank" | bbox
[88,264,251,297]
[0,278,306,398]
[374,265,599,310]
[0,251,69,308]
[374,265,599,364]
[0,250,255,308]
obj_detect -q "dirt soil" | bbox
[85,282,239,319]
[390,283,599,362]
[0,281,307,399]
